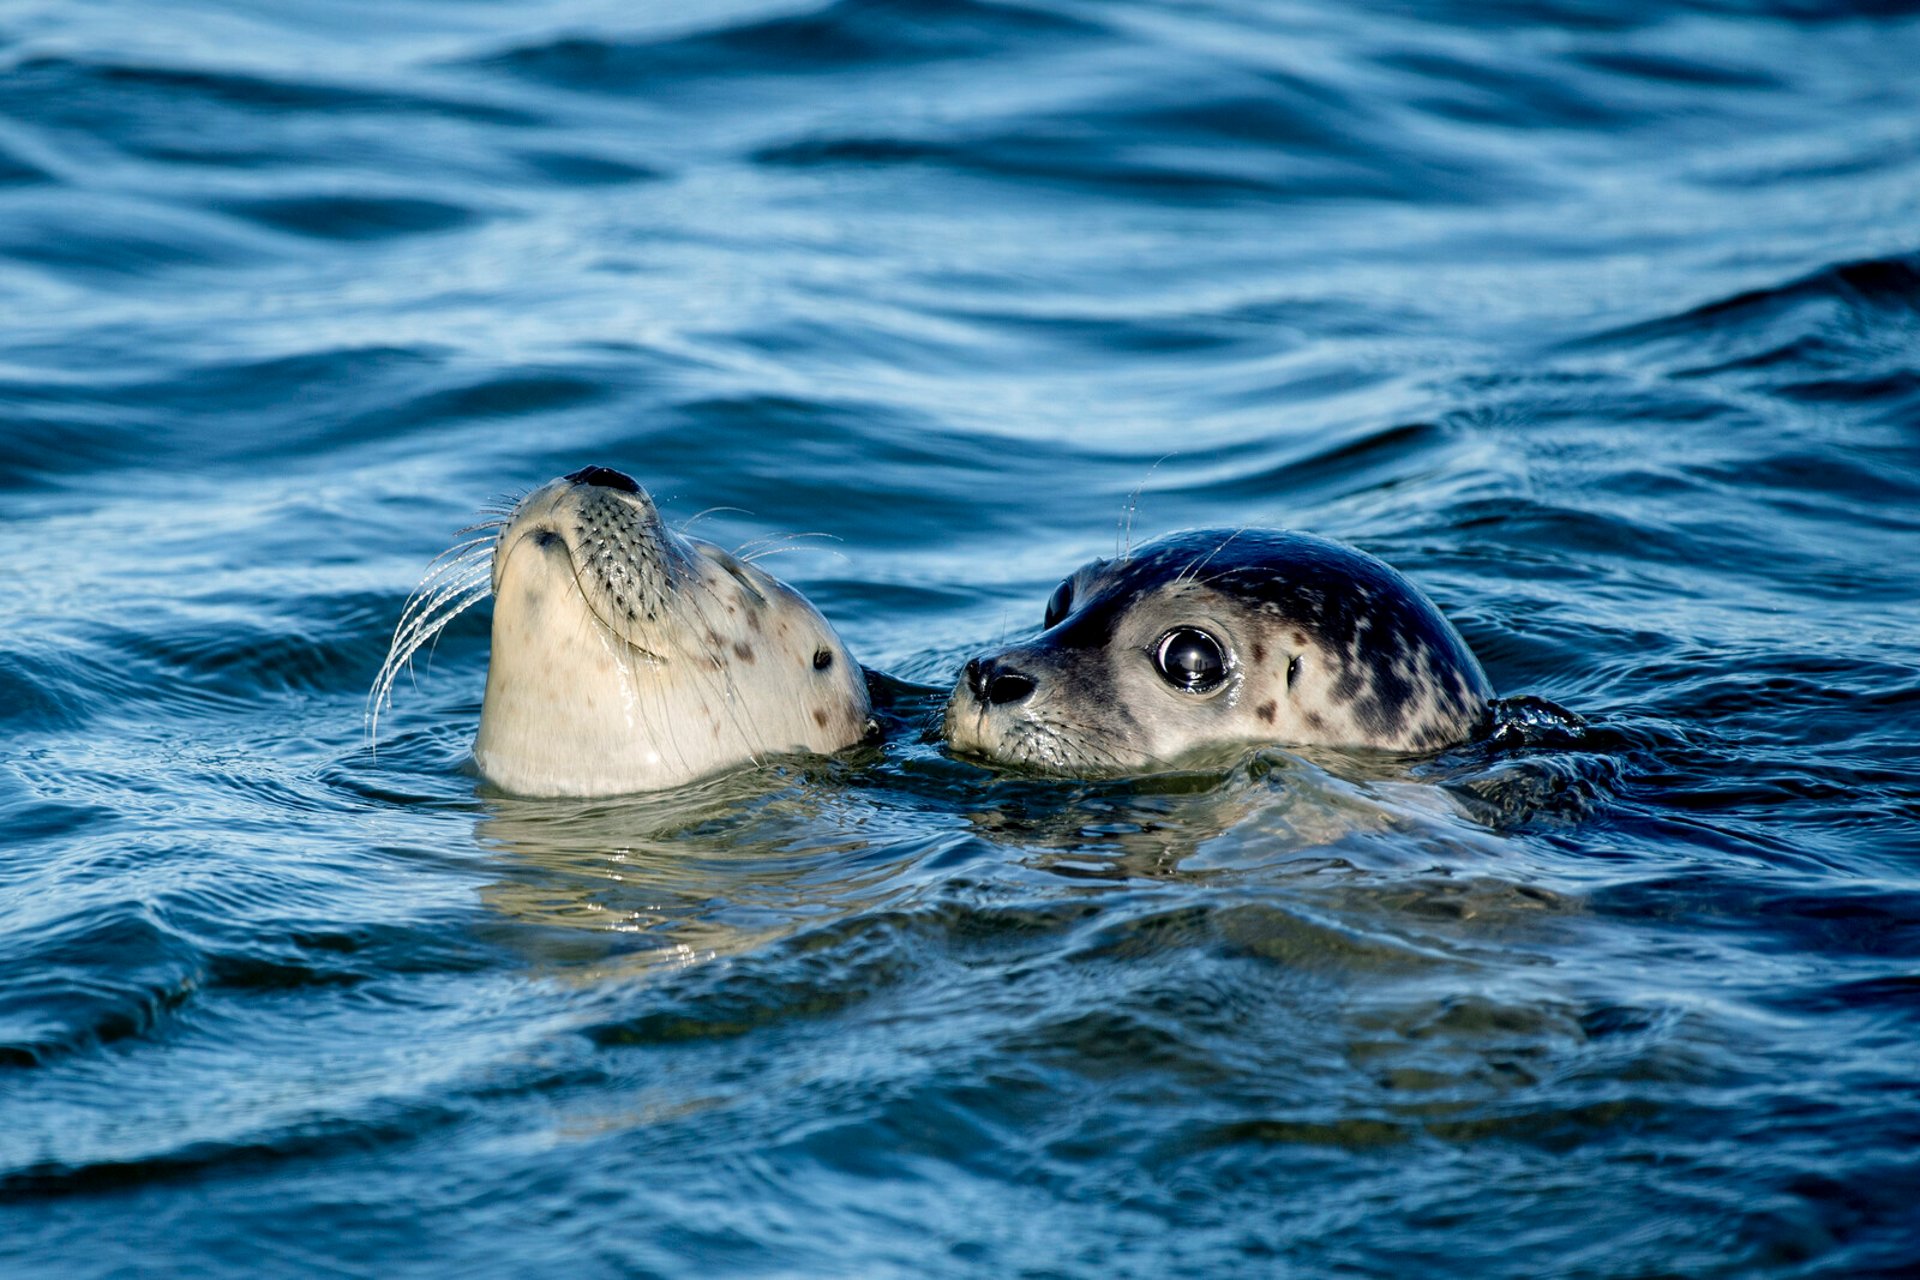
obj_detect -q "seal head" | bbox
[470,467,871,796]
[943,529,1492,773]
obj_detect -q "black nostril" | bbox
[966,657,1036,706]
[564,465,640,494]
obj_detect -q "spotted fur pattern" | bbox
[944,529,1492,773]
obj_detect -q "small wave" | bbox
[467,0,1103,93]
[0,1099,459,1198]
[0,353,632,486]
[0,909,199,1069]
[754,87,1527,205]
[1586,253,1920,351]
[0,139,49,186]
[510,148,667,186]
[0,53,542,126]
[587,907,945,1047]
[0,192,264,280]
[218,194,479,243]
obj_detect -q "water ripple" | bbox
[4,0,1920,1274]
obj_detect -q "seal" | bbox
[372,466,872,797]
[942,528,1493,773]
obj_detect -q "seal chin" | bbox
[467,468,872,798]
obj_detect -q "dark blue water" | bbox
[4,1,1919,1275]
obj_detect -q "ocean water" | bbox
[4,0,1919,1275]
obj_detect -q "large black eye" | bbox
[1043,579,1073,629]
[1154,628,1228,694]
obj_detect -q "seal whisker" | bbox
[738,542,850,566]
[378,578,489,681]
[424,533,500,563]
[392,568,490,646]
[368,582,490,747]
[481,489,529,515]
[389,562,492,649]
[409,538,494,589]
[396,555,492,623]
[1174,524,1252,587]
[679,506,751,532]
[402,534,495,585]
[1117,454,1171,562]
[734,531,839,559]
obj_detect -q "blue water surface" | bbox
[3,1,1919,1275]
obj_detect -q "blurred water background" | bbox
[3,0,1919,1275]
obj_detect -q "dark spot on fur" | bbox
[1290,630,1307,648]
[1251,641,1266,664]
[1304,710,1326,732]
[812,708,828,728]
[733,641,755,663]
[1256,700,1276,723]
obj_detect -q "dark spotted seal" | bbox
[943,528,1493,773]
[372,466,872,797]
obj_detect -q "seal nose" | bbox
[965,657,1037,707]
[565,465,641,494]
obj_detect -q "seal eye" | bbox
[1154,628,1227,694]
[813,648,834,671]
[1043,579,1073,629]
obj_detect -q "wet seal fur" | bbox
[373,466,872,798]
[944,528,1495,773]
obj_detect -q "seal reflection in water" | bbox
[944,529,1494,774]
[373,466,872,797]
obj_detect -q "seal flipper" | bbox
[1480,695,1589,750]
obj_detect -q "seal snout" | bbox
[564,464,641,494]
[965,656,1036,707]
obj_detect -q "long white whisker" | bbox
[681,506,750,532]
[481,489,528,515]
[397,550,491,615]
[739,543,851,566]
[374,581,489,705]
[1176,525,1251,587]
[402,538,494,592]
[734,531,838,557]
[367,583,490,748]
[426,534,498,560]
[1118,453,1172,561]
[390,563,491,646]
[372,590,488,716]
